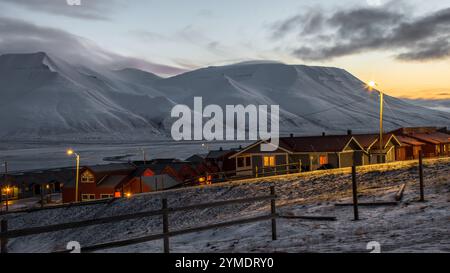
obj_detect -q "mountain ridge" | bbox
[0,52,449,141]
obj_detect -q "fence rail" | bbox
[0,186,278,253]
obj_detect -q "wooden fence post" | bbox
[1,219,8,254]
[351,166,359,221]
[419,153,425,202]
[255,166,258,178]
[162,198,170,253]
[298,160,302,173]
[270,186,277,240]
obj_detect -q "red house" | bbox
[391,127,450,158]
[121,162,199,195]
[395,135,425,160]
[62,163,136,203]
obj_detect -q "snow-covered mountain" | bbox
[0,52,449,141]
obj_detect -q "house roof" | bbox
[131,164,167,176]
[85,163,136,176]
[279,135,361,153]
[408,132,450,144]
[97,175,128,189]
[165,162,193,172]
[186,154,208,163]
[396,135,426,146]
[232,135,364,158]
[206,148,239,159]
[353,133,399,150]
[9,168,75,186]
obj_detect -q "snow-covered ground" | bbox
[1,158,449,253]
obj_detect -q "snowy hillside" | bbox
[1,158,449,253]
[0,52,449,141]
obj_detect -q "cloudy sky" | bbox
[0,0,449,98]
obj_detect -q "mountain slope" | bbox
[0,52,173,140]
[0,52,448,141]
[155,62,450,134]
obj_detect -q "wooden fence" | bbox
[0,186,278,253]
[0,196,115,216]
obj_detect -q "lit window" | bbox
[263,156,276,167]
[81,172,95,183]
[319,155,328,165]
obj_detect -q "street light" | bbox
[367,80,384,163]
[67,149,80,202]
[4,186,11,212]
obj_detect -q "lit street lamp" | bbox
[367,81,384,163]
[4,187,11,212]
[67,149,80,202]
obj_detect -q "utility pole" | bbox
[142,148,147,165]
[4,162,8,212]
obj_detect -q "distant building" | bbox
[62,163,136,203]
[5,167,73,200]
[230,134,366,177]
[61,160,200,203]
[353,133,401,164]
[121,164,187,194]
[395,135,425,160]
[205,147,240,173]
[391,127,450,158]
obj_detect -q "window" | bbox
[237,156,252,168]
[263,156,276,167]
[100,194,113,199]
[237,157,245,168]
[319,155,328,165]
[81,194,96,201]
[246,157,251,166]
[81,171,95,183]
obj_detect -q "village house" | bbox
[353,133,401,164]
[61,160,201,203]
[394,135,426,160]
[205,147,240,173]
[62,163,136,203]
[121,163,190,194]
[229,134,367,177]
[4,167,74,201]
[391,127,450,158]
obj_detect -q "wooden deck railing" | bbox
[0,186,278,253]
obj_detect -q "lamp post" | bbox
[67,149,80,202]
[4,187,10,212]
[368,81,384,163]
